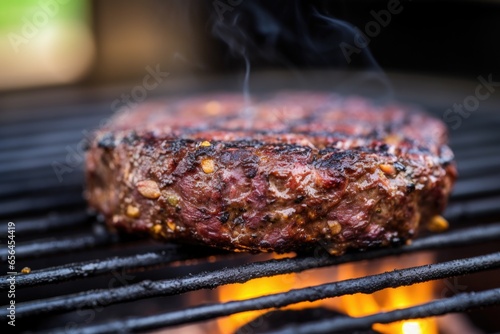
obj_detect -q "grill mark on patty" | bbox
[85,93,456,254]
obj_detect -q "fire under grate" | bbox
[1,94,500,334]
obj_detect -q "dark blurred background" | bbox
[1,0,499,91]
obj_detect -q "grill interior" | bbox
[1,78,500,334]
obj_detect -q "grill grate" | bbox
[2,223,500,291]
[265,288,500,334]
[1,94,500,333]
[40,252,500,334]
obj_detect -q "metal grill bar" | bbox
[266,288,500,334]
[0,193,85,218]
[0,226,116,261]
[451,174,500,199]
[0,167,59,185]
[450,131,500,147]
[41,253,500,334]
[445,196,500,221]
[0,245,225,290]
[0,156,80,175]
[455,143,500,159]
[0,211,89,237]
[1,222,500,290]
[457,156,500,179]
[0,104,108,137]
[4,227,500,320]
[0,174,82,198]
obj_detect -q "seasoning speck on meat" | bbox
[85,92,456,255]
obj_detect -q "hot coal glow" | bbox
[216,252,438,334]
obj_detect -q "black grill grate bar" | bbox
[0,226,116,262]
[0,130,91,156]
[0,143,77,162]
[4,225,500,320]
[0,167,60,184]
[42,253,500,334]
[445,196,500,222]
[451,174,500,199]
[0,193,85,219]
[0,175,82,199]
[0,128,91,153]
[2,222,500,290]
[456,156,500,178]
[449,131,500,147]
[454,143,500,160]
[0,245,226,290]
[0,211,88,237]
[265,288,500,334]
[0,104,109,137]
[0,155,79,174]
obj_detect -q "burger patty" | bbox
[85,92,456,254]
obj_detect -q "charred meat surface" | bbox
[85,92,456,254]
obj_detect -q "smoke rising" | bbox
[170,1,394,102]
[207,0,393,100]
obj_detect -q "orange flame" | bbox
[217,252,438,334]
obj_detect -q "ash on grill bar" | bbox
[1,1,500,334]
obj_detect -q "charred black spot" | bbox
[259,240,271,248]
[243,165,258,178]
[122,131,139,145]
[165,139,195,154]
[295,195,305,203]
[220,151,234,165]
[271,144,312,155]
[378,143,389,152]
[318,147,342,155]
[174,152,198,175]
[406,183,416,194]
[390,237,404,246]
[234,216,245,225]
[357,238,384,251]
[394,161,406,172]
[242,156,259,178]
[223,140,265,149]
[141,132,161,149]
[98,133,115,149]
[314,150,358,170]
[220,149,259,178]
[197,208,211,220]
[160,176,175,187]
[219,211,230,223]
[194,145,215,158]
[169,140,185,154]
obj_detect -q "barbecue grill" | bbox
[1,72,500,334]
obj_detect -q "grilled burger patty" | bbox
[85,92,456,254]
